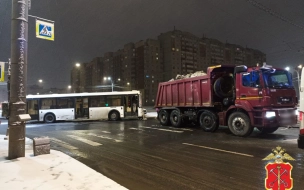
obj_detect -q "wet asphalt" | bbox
[0,118,303,190]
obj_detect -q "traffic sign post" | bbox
[8,0,28,159]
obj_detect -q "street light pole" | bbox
[111,81,113,92]
[104,77,114,92]
[9,0,29,159]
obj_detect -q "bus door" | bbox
[76,97,89,118]
[124,95,139,116]
[27,99,39,120]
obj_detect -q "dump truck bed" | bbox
[155,74,213,107]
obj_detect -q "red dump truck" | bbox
[155,64,298,137]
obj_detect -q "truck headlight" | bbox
[265,111,276,118]
[295,109,299,116]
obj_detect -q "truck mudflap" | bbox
[298,134,304,149]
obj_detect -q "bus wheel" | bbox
[44,113,55,123]
[228,112,253,137]
[158,109,170,126]
[170,110,182,127]
[199,110,218,132]
[257,127,279,134]
[109,111,120,121]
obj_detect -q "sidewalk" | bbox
[0,135,127,190]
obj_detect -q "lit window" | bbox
[176,49,179,51]
[156,57,158,60]
[172,48,175,51]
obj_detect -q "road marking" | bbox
[141,153,168,162]
[182,143,254,157]
[143,126,184,133]
[50,138,78,150]
[130,126,183,133]
[67,135,102,146]
[168,127,193,131]
[101,131,111,134]
[283,139,297,141]
[129,127,144,131]
[86,133,122,142]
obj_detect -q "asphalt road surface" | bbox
[1,118,303,190]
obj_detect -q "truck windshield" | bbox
[262,70,293,89]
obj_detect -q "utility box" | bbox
[33,137,50,156]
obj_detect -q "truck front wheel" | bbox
[199,111,219,132]
[170,110,182,128]
[228,112,253,137]
[158,109,170,126]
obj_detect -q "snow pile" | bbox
[169,70,206,81]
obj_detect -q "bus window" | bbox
[57,98,74,108]
[106,95,122,106]
[89,96,106,107]
[41,98,56,109]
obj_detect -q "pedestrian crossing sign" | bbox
[36,19,54,41]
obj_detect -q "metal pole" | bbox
[8,0,28,159]
[111,80,113,92]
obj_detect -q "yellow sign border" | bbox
[36,20,54,41]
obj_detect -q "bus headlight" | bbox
[265,111,276,118]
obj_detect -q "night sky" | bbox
[0,0,304,88]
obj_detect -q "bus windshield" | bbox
[262,70,293,89]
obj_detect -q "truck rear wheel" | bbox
[158,109,170,126]
[256,127,279,134]
[170,110,182,128]
[228,112,253,137]
[199,110,219,132]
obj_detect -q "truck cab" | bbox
[234,64,297,132]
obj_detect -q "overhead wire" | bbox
[245,0,304,55]
[246,0,304,31]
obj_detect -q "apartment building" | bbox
[71,63,86,93]
[135,39,162,105]
[70,30,266,106]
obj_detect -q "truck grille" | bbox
[277,97,292,104]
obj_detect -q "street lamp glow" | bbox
[38,79,43,83]
[68,85,71,89]
[127,82,130,85]
[118,78,121,81]
[298,64,303,69]
[285,67,290,71]
[75,63,80,67]
[104,76,113,91]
